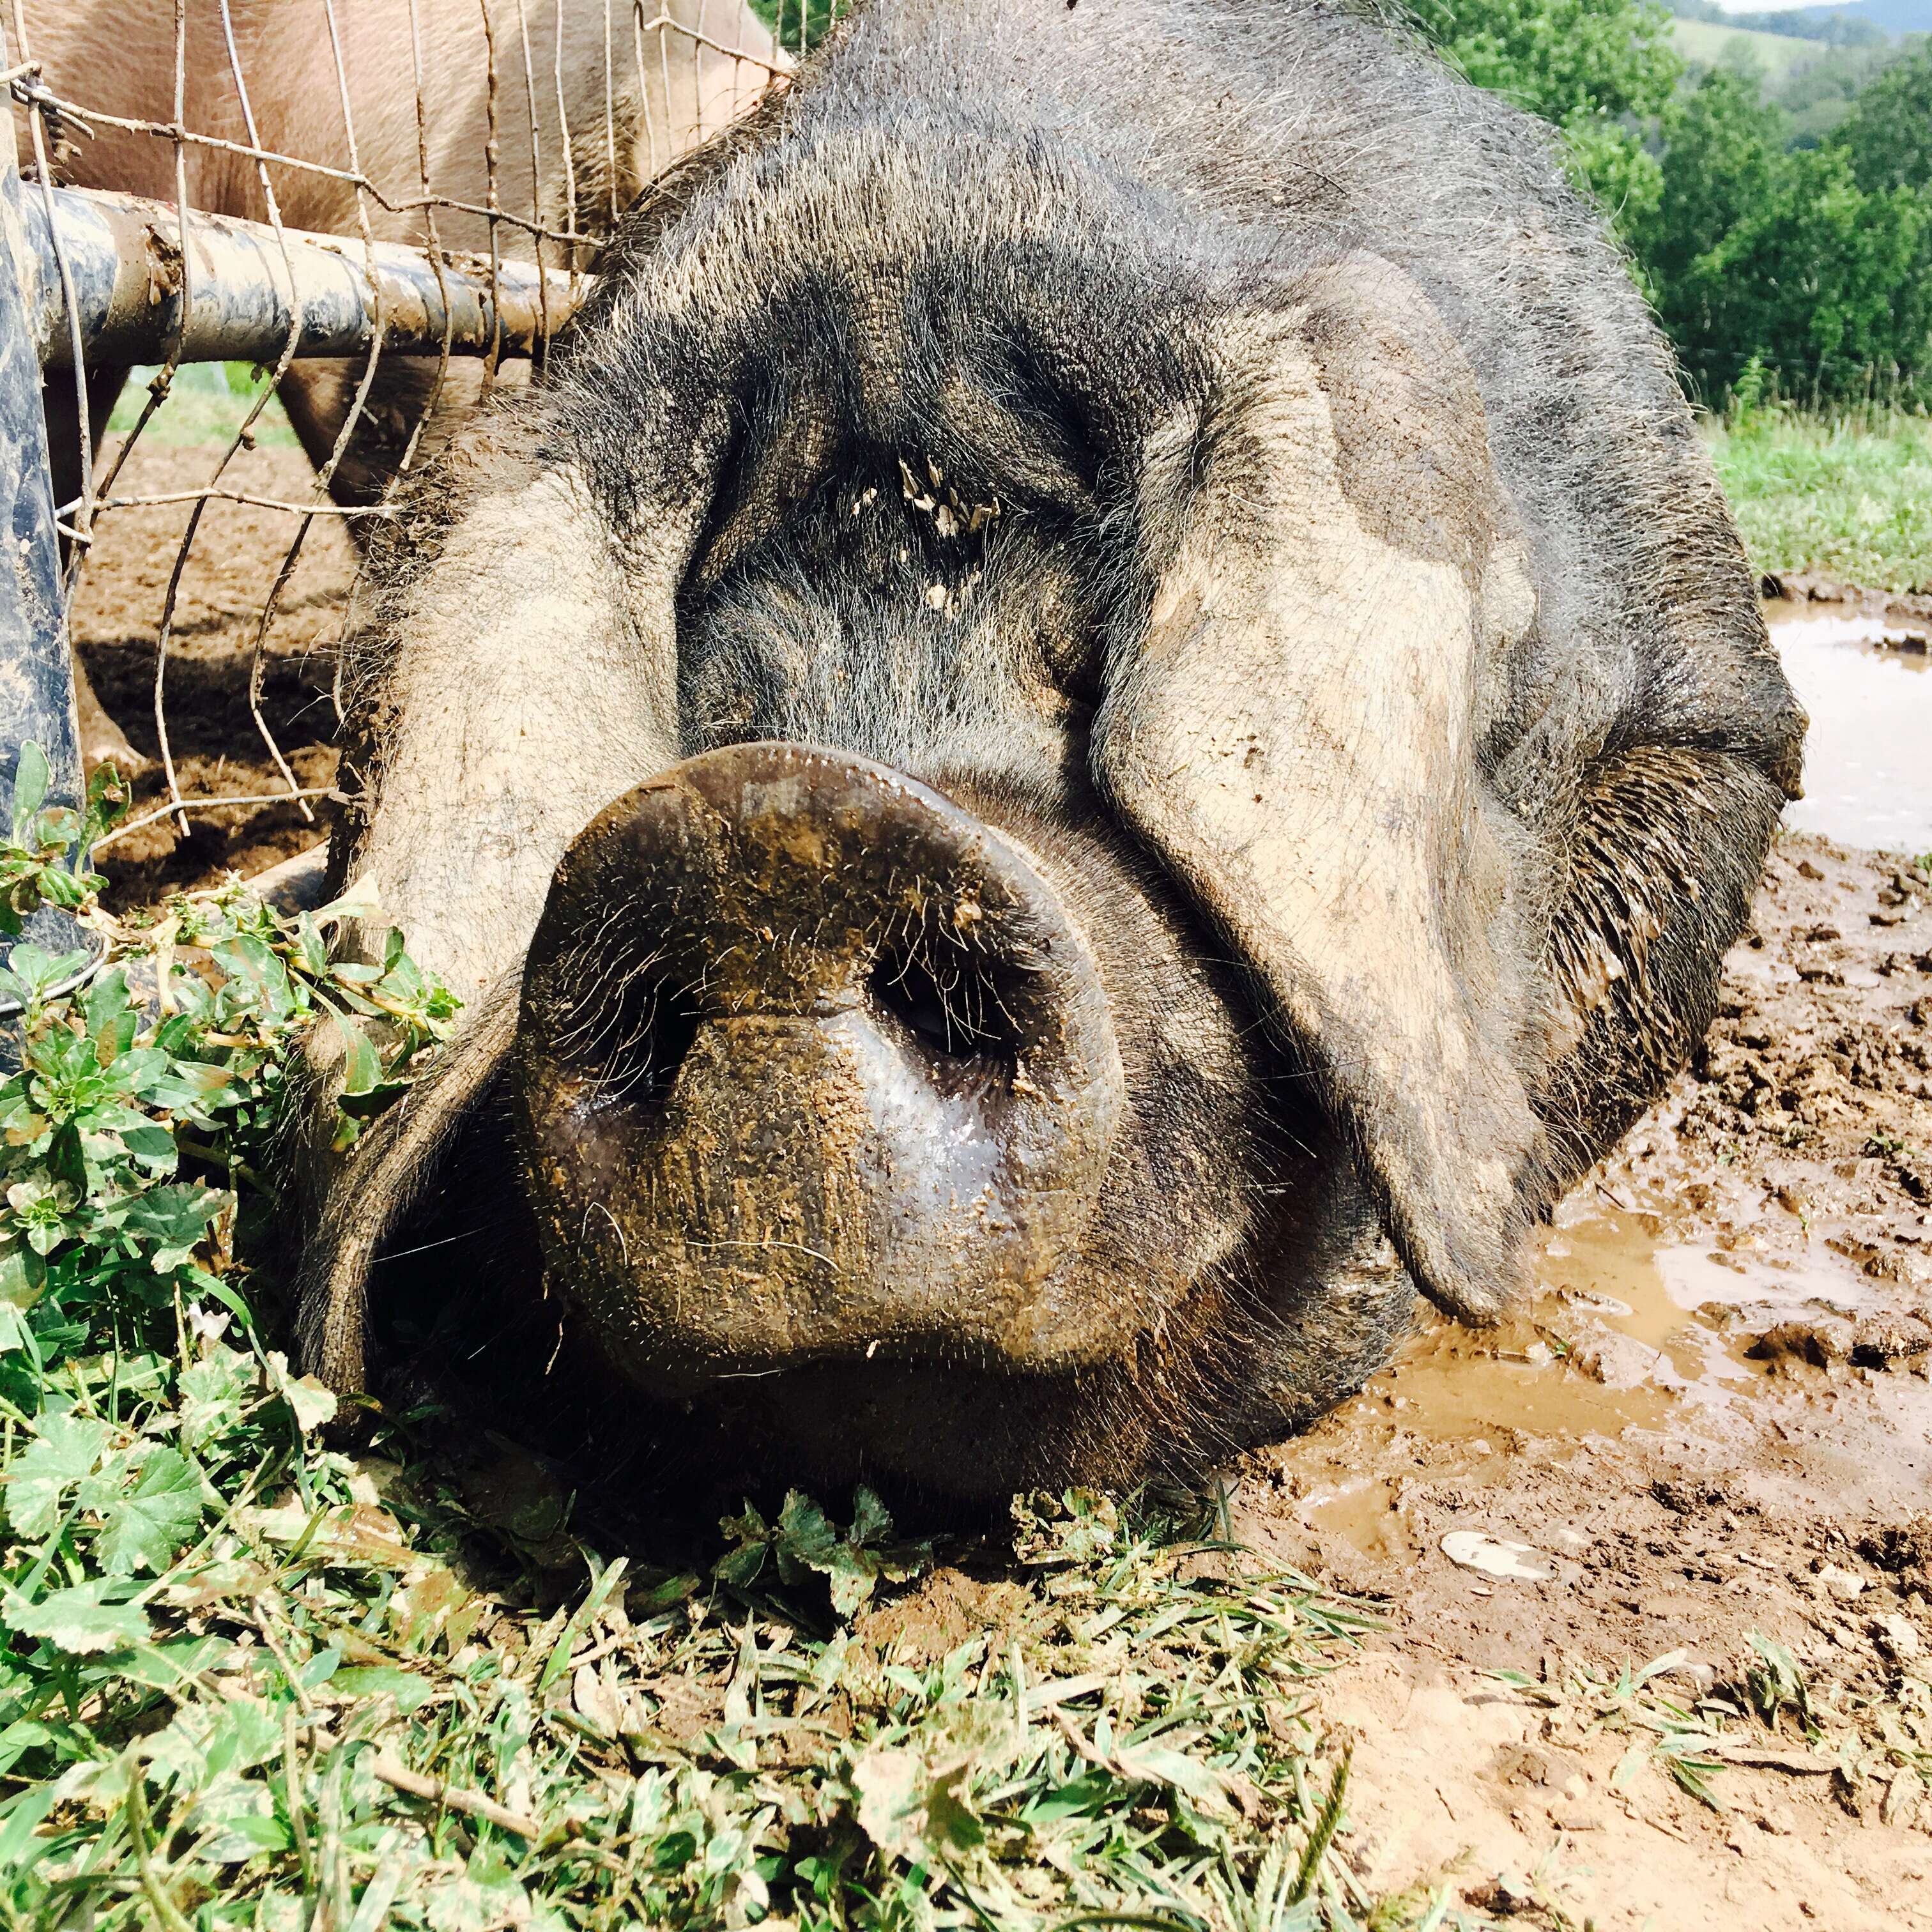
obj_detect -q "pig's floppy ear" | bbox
[294,977,521,1400]
[295,437,715,1400]
[1094,254,1547,1322]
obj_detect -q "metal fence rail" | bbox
[27,188,587,370]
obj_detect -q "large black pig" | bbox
[295,0,1804,1501]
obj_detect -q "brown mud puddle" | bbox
[1281,1199,1884,1567]
[1767,599,1932,851]
[1241,830,1932,1926]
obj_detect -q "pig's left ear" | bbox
[1094,254,1546,1322]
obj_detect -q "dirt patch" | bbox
[1246,834,1932,1925]
[1326,1648,1928,1931]
[1765,571,1932,632]
[855,1566,1031,1667]
[69,438,349,904]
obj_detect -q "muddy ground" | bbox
[68,435,1932,1926]
[69,440,348,905]
[1240,835,1932,1926]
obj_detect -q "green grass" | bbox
[1706,406,1932,593]
[101,364,300,452]
[1670,18,1826,83]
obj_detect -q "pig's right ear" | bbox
[1092,256,1548,1324]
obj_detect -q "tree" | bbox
[1410,0,1684,240]
[1424,0,1932,402]
[1412,0,1683,121]
[1638,68,1782,331]
[1830,51,1932,396]
[1834,47,1932,192]
[1669,146,1927,398]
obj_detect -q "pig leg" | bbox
[44,363,146,776]
[278,355,502,532]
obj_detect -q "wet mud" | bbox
[1772,601,1932,850]
[1246,830,1932,1926]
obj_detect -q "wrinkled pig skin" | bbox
[293,0,1804,1505]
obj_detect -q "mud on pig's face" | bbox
[390,255,1557,1499]
[309,194,1793,1501]
[512,730,1354,1498]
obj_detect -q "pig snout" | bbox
[514,742,1126,1392]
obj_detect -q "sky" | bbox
[1702,0,1932,19]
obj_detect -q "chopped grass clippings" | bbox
[1487,1632,1932,1827]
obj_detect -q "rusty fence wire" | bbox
[7,0,818,893]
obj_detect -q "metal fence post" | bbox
[0,43,100,1002]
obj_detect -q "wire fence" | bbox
[7,0,824,902]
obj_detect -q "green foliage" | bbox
[6,1378,1380,1931]
[0,755,126,944]
[1413,0,1682,241]
[102,365,302,452]
[1416,0,1683,120]
[1641,69,1781,298]
[1835,45,1932,192]
[746,0,843,56]
[714,1488,931,1620]
[1427,0,1932,404]
[1743,1633,1816,1735]
[1765,39,1906,147]
[1642,34,1932,401]
[0,742,461,1911]
[1655,135,1928,399]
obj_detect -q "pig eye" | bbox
[868,944,1013,1061]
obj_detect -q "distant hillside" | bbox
[1672,17,1830,73]
[1822,0,1932,34]
[1682,0,1932,39]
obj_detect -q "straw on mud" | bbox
[89,787,339,850]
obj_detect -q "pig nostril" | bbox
[556,969,703,1121]
[869,949,1012,1061]
[519,747,1133,1391]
